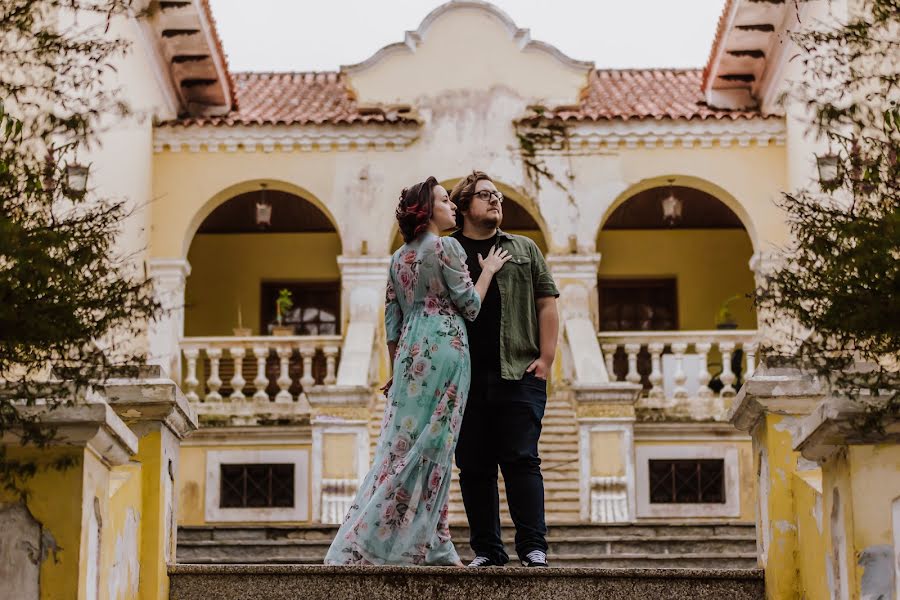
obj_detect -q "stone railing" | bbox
[597,330,759,419]
[181,336,343,422]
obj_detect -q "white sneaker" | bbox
[467,555,498,567]
[522,550,548,567]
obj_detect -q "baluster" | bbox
[647,343,664,399]
[252,346,269,401]
[744,342,758,379]
[695,342,713,398]
[323,345,339,385]
[205,347,223,402]
[300,346,316,389]
[671,342,688,400]
[624,343,642,384]
[601,343,618,381]
[719,341,737,396]
[275,346,293,403]
[183,347,200,402]
[229,346,246,401]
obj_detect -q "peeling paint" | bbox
[108,508,140,600]
[813,494,823,533]
[858,544,893,600]
[774,520,797,533]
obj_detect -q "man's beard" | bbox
[476,211,501,229]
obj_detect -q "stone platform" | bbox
[178,522,758,569]
[168,564,765,600]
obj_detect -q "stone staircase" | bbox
[177,522,758,568]
[369,387,581,524]
[169,564,765,600]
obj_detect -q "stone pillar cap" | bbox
[792,396,900,461]
[101,365,198,439]
[729,363,826,432]
[7,403,138,466]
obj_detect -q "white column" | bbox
[275,346,294,403]
[647,342,665,400]
[336,256,391,388]
[252,345,269,402]
[624,343,642,385]
[229,346,247,401]
[147,258,191,382]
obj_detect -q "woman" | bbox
[324,176,511,566]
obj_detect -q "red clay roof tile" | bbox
[522,69,763,123]
[164,71,418,126]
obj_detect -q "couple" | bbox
[325,171,559,568]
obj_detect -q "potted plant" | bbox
[715,295,741,330]
[272,289,295,336]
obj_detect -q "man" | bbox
[450,171,560,567]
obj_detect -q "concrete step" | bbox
[177,523,758,570]
[169,564,765,600]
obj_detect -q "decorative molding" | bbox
[311,422,368,523]
[342,0,593,76]
[204,449,310,522]
[578,422,636,522]
[564,118,786,150]
[635,421,751,441]
[590,476,629,523]
[546,253,602,281]
[102,368,198,439]
[153,124,420,153]
[635,443,741,519]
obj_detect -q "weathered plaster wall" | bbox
[177,444,313,526]
[634,439,755,523]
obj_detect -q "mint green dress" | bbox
[325,233,481,566]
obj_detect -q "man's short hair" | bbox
[449,170,493,217]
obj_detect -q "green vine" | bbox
[514,107,576,203]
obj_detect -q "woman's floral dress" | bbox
[324,232,481,566]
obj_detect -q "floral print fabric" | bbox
[324,232,481,565]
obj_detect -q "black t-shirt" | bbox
[453,232,502,375]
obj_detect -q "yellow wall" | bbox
[597,229,756,330]
[793,470,830,600]
[185,232,342,336]
[635,439,756,523]
[177,444,313,526]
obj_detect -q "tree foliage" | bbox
[0,0,160,494]
[757,0,900,425]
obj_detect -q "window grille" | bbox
[220,463,295,508]
[648,458,725,503]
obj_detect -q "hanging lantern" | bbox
[816,153,840,186]
[65,163,90,196]
[255,184,272,228]
[660,179,682,226]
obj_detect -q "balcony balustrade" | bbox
[597,330,759,419]
[180,335,343,424]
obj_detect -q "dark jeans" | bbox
[455,370,548,564]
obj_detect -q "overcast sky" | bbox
[208,0,727,72]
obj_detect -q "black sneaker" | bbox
[467,555,501,567]
[521,550,549,567]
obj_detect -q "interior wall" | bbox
[597,229,756,330]
[185,232,342,336]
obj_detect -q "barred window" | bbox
[648,459,725,504]
[220,463,295,508]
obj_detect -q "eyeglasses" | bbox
[472,190,504,204]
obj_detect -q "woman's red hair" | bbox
[395,176,438,243]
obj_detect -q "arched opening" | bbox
[185,188,342,337]
[596,182,758,400]
[388,178,548,252]
[182,186,343,401]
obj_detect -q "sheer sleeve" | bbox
[384,268,403,343]
[438,237,481,321]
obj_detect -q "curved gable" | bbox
[342,1,592,106]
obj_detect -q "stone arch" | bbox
[598,174,760,253]
[182,179,342,259]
